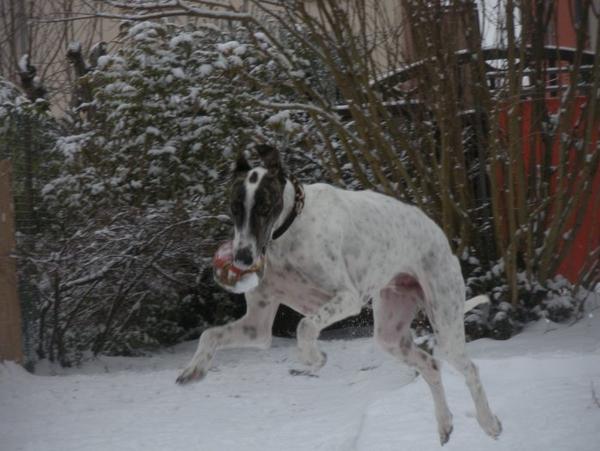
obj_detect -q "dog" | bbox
[177,145,502,445]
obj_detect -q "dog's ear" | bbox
[256,144,285,184]
[233,151,251,176]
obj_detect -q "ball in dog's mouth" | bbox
[213,241,265,294]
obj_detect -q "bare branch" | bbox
[35,0,253,24]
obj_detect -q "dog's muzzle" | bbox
[213,241,266,293]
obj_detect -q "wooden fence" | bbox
[0,159,23,363]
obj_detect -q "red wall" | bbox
[549,1,579,47]
[499,97,600,282]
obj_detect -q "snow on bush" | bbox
[28,21,327,366]
[463,257,597,341]
[44,21,325,216]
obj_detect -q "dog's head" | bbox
[230,145,287,269]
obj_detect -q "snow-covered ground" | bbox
[2,300,600,451]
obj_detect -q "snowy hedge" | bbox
[0,79,59,228]
[25,21,327,366]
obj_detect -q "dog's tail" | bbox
[464,294,490,314]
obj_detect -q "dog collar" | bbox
[272,176,304,241]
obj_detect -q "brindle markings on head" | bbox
[236,164,287,263]
[256,144,286,185]
[230,167,270,262]
[244,168,266,236]
[248,171,283,244]
[230,146,290,267]
[230,180,246,228]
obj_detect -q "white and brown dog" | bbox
[177,145,502,445]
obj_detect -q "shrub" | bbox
[26,21,328,365]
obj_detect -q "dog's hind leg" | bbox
[431,300,502,438]
[176,292,279,384]
[442,348,502,439]
[373,275,454,445]
[423,259,502,439]
[295,289,362,371]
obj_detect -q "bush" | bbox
[23,21,328,366]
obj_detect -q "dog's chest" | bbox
[260,255,334,315]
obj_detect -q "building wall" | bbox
[1,0,409,113]
[0,0,121,113]
[548,0,599,50]
[591,0,600,51]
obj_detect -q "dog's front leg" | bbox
[296,289,362,371]
[176,293,278,384]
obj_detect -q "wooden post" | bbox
[0,159,23,363]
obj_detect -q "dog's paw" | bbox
[439,424,453,446]
[298,348,327,370]
[176,366,207,385]
[483,415,502,439]
[437,412,454,446]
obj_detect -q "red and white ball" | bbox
[213,241,264,293]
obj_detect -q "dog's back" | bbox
[278,183,453,298]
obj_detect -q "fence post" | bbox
[0,159,23,363]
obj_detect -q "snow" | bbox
[2,304,600,451]
[67,41,82,54]
[217,41,242,54]
[145,126,161,136]
[18,54,29,73]
[198,64,213,77]
[128,21,161,41]
[169,33,193,48]
[103,82,136,96]
[171,67,185,79]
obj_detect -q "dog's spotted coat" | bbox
[177,145,502,445]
